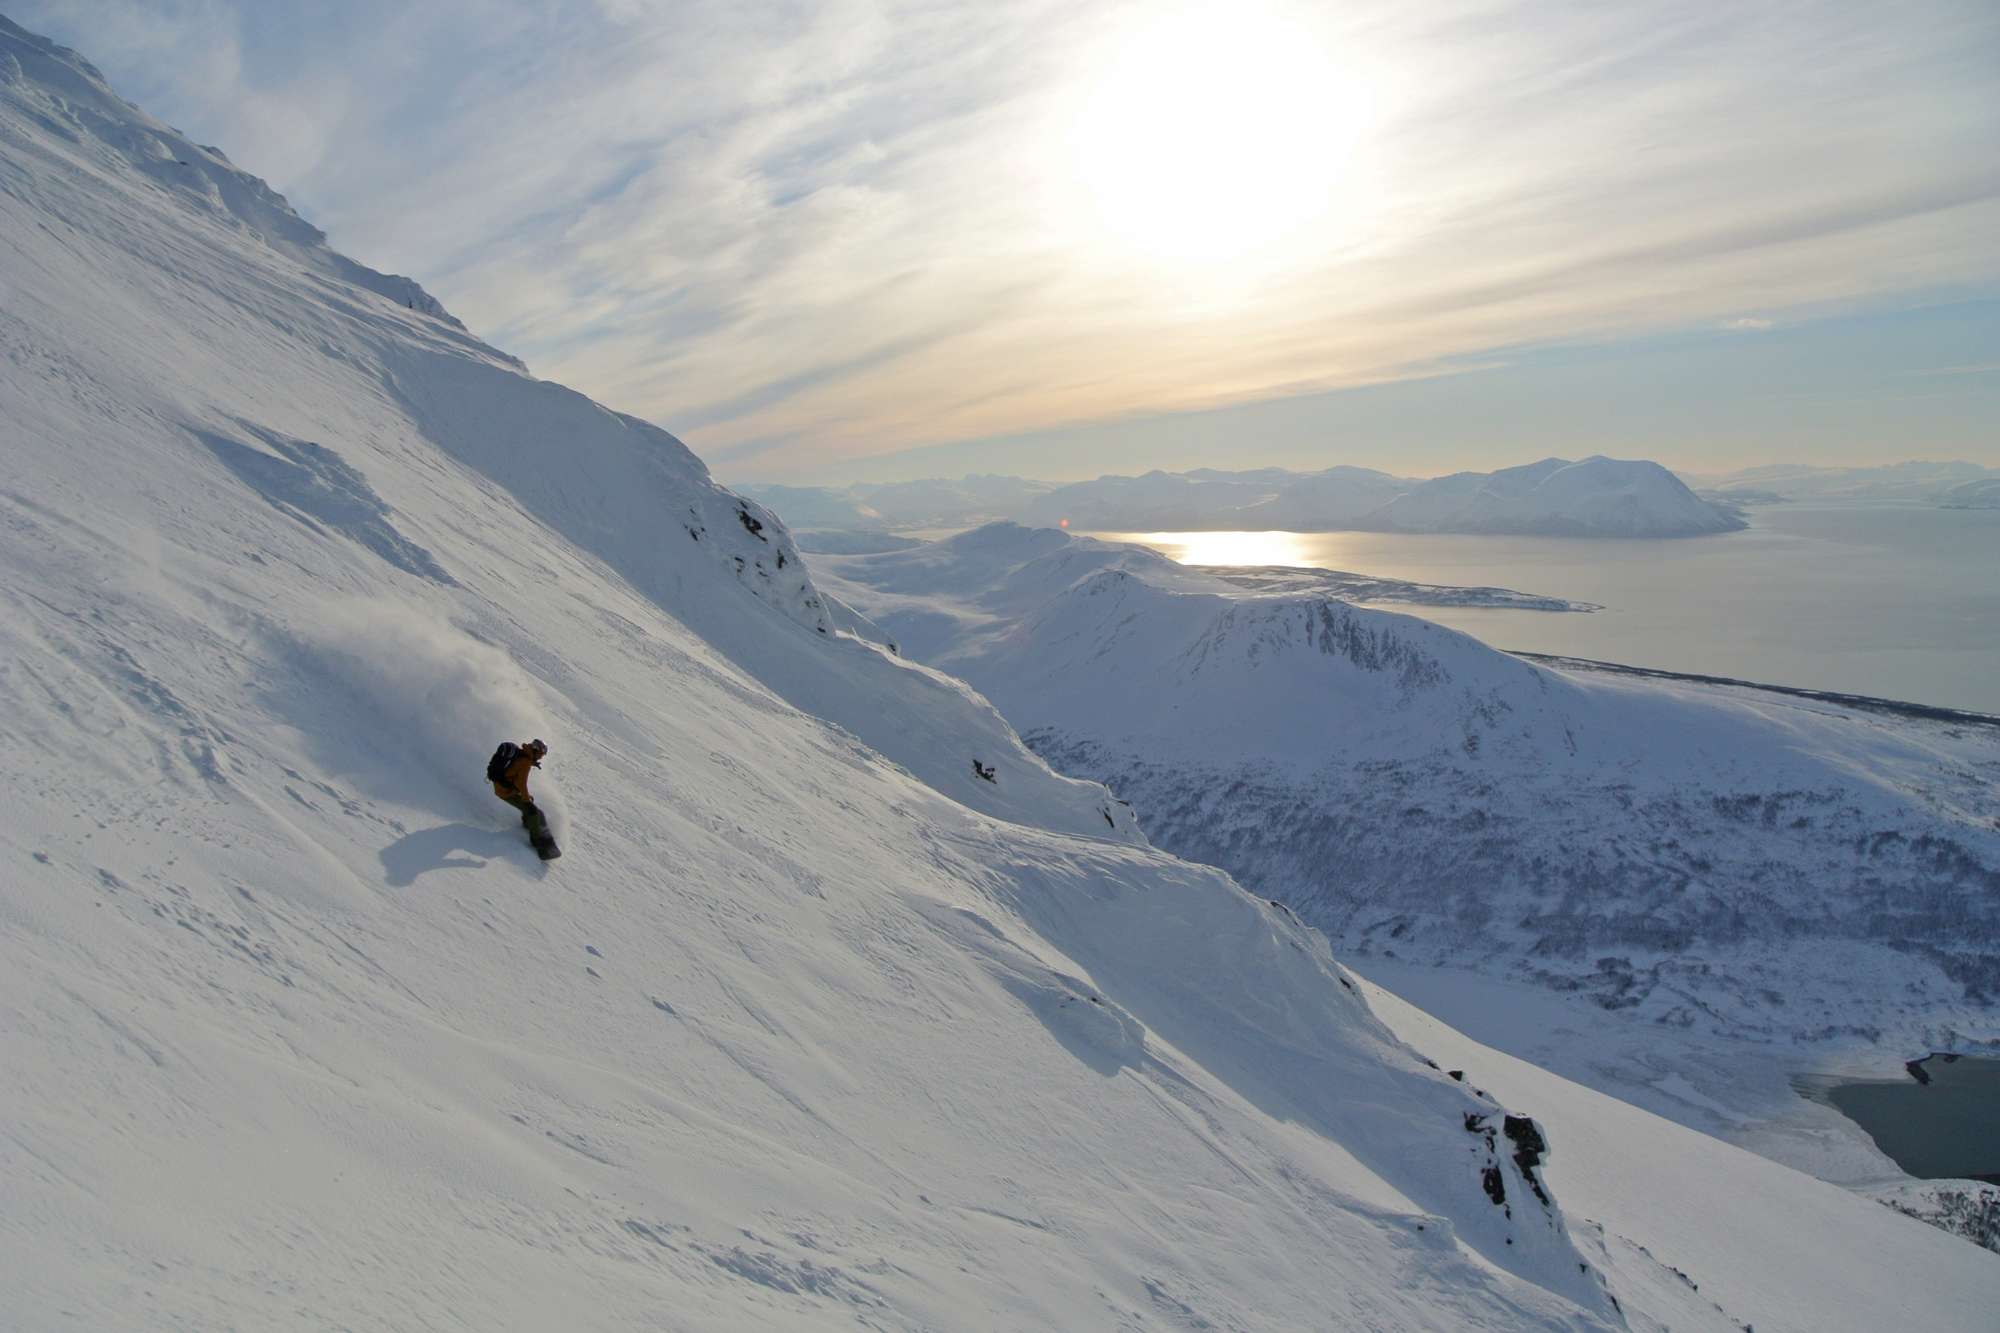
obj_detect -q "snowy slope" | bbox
[0,19,1665,1329]
[816,525,2000,1056]
[1357,977,2000,1333]
[3,17,1996,1329]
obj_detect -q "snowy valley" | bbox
[2,14,1997,1331]
[813,526,2000,1202]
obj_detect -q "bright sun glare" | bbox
[1068,5,1374,268]
[1126,531,1312,567]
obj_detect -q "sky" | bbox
[13,0,2000,483]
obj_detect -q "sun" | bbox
[1065,4,1375,269]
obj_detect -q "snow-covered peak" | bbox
[825,522,1234,663]
[819,524,1575,765]
[0,15,465,331]
[1370,455,1744,536]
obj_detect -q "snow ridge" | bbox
[0,16,465,332]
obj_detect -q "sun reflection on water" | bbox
[1119,531,1314,567]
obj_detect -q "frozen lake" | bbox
[1091,502,2000,714]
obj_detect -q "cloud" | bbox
[15,0,2000,476]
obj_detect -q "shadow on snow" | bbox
[380,822,533,886]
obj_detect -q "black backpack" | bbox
[486,741,520,784]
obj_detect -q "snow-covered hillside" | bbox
[1365,457,1744,537]
[4,16,1997,1328]
[816,524,2000,1058]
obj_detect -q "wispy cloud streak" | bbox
[19,0,2000,475]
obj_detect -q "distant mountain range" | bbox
[748,458,2000,537]
[1939,477,2000,509]
[1681,461,2000,505]
[747,456,1747,539]
[743,474,1056,529]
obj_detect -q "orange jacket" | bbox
[493,746,539,800]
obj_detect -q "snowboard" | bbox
[520,804,561,861]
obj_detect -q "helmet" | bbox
[527,738,548,755]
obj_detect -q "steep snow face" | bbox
[815,525,2000,1045]
[1358,978,2000,1333]
[0,15,462,331]
[0,16,1132,847]
[0,22,1680,1330]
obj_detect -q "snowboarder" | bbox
[489,738,560,860]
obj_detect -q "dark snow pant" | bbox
[501,792,551,844]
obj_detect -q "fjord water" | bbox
[1819,1057,2000,1185]
[1094,502,2000,714]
